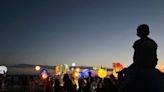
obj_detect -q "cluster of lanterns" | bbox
[34,62,124,80]
[73,68,108,79]
[35,65,49,80]
[55,64,70,75]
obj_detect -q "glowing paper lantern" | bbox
[55,64,64,75]
[60,64,65,72]
[113,69,118,78]
[82,69,91,73]
[40,69,48,79]
[113,63,124,71]
[98,69,107,78]
[75,67,80,72]
[82,69,91,78]
[73,72,80,78]
[112,63,124,78]
[55,65,61,75]
[42,73,48,79]
[72,62,76,67]
[79,71,95,79]
[35,66,41,71]
[63,64,69,74]
[0,66,7,74]
[40,69,48,75]
[64,64,70,71]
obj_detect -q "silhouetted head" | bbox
[137,24,150,37]
[63,74,69,81]
[55,79,60,86]
[88,72,92,77]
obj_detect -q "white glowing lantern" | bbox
[72,62,76,67]
[35,66,41,71]
[0,66,7,74]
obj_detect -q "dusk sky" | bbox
[0,0,164,68]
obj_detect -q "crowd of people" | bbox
[61,72,118,92]
[0,70,164,92]
[0,71,126,92]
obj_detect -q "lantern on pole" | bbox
[98,68,107,78]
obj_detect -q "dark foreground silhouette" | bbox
[118,24,164,92]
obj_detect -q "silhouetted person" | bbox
[119,24,164,92]
[78,76,88,92]
[63,74,76,92]
[86,72,94,92]
[53,79,63,92]
[90,77,99,92]
[102,78,117,92]
[45,77,53,92]
[130,24,158,68]
[118,68,128,84]
[22,75,28,91]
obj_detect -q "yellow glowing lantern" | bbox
[35,66,41,71]
[75,68,80,72]
[73,72,80,79]
[55,65,61,75]
[98,69,107,78]
[113,69,118,78]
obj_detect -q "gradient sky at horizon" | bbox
[0,0,164,68]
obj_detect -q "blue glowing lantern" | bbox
[82,69,91,78]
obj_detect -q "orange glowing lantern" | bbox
[42,73,48,79]
[112,63,124,78]
[40,69,49,80]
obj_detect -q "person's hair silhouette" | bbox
[130,24,158,68]
[137,24,150,37]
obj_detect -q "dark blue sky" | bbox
[0,0,164,68]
